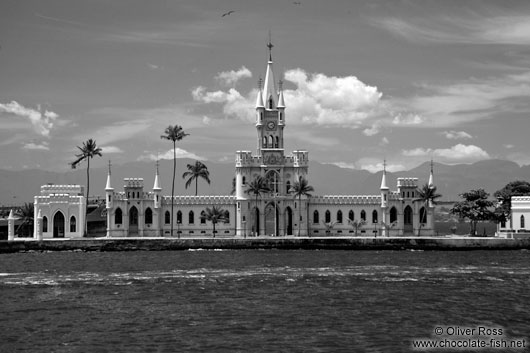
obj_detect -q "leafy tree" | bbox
[380,221,396,237]
[161,125,189,238]
[417,183,442,223]
[450,189,495,236]
[245,176,270,236]
[290,176,314,237]
[348,219,365,236]
[493,180,530,226]
[200,206,228,237]
[182,160,210,196]
[70,138,102,236]
[15,203,34,237]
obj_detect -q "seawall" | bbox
[1,237,530,253]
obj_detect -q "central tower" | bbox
[235,39,309,237]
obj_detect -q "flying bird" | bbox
[222,10,235,17]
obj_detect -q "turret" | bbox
[428,160,435,208]
[7,209,15,241]
[153,161,162,209]
[36,209,43,241]
[105,161,114,209]
[277,80,285,125]
[380,161,389,208]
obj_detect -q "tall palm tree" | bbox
[290,176,314,237]
[245,176,270,236]
[70,138,102,236]
[417,183,442,223]
[15,203,34,237]
[161,125,189,238]
[200,205,229,238]
[182,160,210,196]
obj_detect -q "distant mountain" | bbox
[1,159,529,205]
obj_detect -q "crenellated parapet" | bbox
[311,195,381,205]
[292,150,309,167]
[35,193,85,204]
[236,151,262,167]
[124,178,144,188]
[397,178,418,188]
[161,195,236,205]
[40,184,84,196]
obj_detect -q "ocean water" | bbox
[1,250,529,352]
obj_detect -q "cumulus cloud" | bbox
[193,68,383,128]
[101,146,124,154]
[443,130,472,140]
[0,101,57,136]
[356,159,406,173]
[215,66,252,86]
[363,123,381,136]
[402,144,490,162]
[380,137,389,146]
[23,142,49,150]
[138,148,205,162]
[202,116,211,125]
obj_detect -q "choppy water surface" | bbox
[1,250,529,352]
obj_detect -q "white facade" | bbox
[33,185,86,238]
[511,196,530,232]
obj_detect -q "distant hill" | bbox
[1,159,529,205]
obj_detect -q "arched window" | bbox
[265,170,279,193]
[361,210,366,221]
[243,176,246,185]
[189,210,194,224]
[177,210,182,224]
[260,112,263,121]
[500,219,506,228]
[268,135,274,147]
[286,180,291,194]
[269,96,273,109]
[420,207,427,224]
[390,207,397,223]
[372,210,378,224]
[145,208,153,225]
[115,208,123,225]
[337,210,343,223]
[404,206,413,225]
[325,210,331,223]
[200,210,206,224]
[348,210,354,221]
[263,136,267,148]
[165,211,170,224]
[43,216,48,232]
[313,210,319,224]
[521,215,526,229]
[224,211,230,223]
[279,112,282,121]
[70,216,76,232]
[275,136,279,148]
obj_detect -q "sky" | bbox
[1,0,530,173]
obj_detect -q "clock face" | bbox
[267,121,276,130]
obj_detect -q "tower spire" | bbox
[105,160,113,191]
[262,35,278,109]
[267,31,273,61]
[428,159,434,189]
[380,160,389,190]
[153,159,161,190]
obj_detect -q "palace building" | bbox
[33,42,436,239]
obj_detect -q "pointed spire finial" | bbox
[258,76,263,90]
[279,79,283,91]
[428,159,435,189]
[383,159,387,173]
[380,159,389,190]
[108,160,112,175]
[267,31,273,61]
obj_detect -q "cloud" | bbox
[23,142,49,151]
[147,63,160,70]
[193,68,383,128]
[101,146,124,154]
[504,144,515,149]
[329,162,355,170]
[202,116,211,125]
[363,122,381,136]
[215,66,252,86]
[355,158,406,173]
[371,14,530,45]
[138,148,205,162]
[392,114,424,125]
[443,130,472,140]
[380,137,389,146]
[0,101,58,136]
[402,144,490,162]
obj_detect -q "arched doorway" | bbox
[404,205,413,234]
[264,202,278,236]
[129,206,138,236]
[285,207,293,236]
[53,211,65,238]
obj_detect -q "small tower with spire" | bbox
[428,159,435,208]
[153,160,162,209]
[7,209,15,241]
[380,161,390,236]
[105,160,114,210]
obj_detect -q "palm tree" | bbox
[182,160,210,196]
[290,176,314,237]
[15,203,34,237]
[245,176,270,236]
[200,206,228,237]
[70,138,102,236]
[161,125,189,238]
[323,221,336,236]
[348,219,366,237]
[417,183,442,223]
